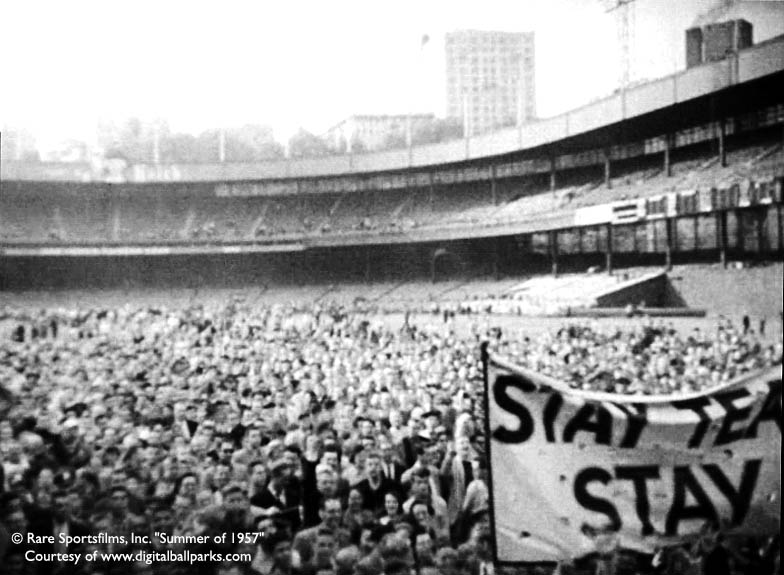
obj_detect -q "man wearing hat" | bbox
[251,459,301,532]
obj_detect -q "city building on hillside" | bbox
[445,29,536,137]
[324,114,436,153]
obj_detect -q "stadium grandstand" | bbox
[0,27,782,575]
[2,35,783,293]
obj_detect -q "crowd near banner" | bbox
[481,346,781,564]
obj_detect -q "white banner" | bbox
[483,349,781,564]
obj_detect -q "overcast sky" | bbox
[1,0,782,152]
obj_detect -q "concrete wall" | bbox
[594,272,670,307]
[668,261,783,320]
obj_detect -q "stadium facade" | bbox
[1,34,782,291]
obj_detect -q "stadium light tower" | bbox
[604,0,636,89]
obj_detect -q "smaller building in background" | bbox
[325,114,436,153]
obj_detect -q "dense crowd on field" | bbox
[0,302,780,575]
[499,316,782,395]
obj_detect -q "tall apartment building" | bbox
[445,30,536,137]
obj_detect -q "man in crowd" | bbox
[355,452,400,514]
[251,459,301,532]
[292,497,349,567]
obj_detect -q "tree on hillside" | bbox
[98,119,286,164]
[225,124,284,161]
[98,117,164,164]
[199,130,225,163]
[412,117,463,145]
[288,129,331,158]
[349,136,368,154]
[159,132,201,163]
[380,131,407,151]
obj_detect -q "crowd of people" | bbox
[499,317,782,395]
[0,300,780,575]
[0,301,490,575]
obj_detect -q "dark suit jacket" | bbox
[37,517,91,574]
[355,477,401,514]
[382,461,405,485]
[251,484,301,532]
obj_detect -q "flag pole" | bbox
[407,34,430,152]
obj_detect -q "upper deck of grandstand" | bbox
[1,123,782,249]
[2,34,783,185]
